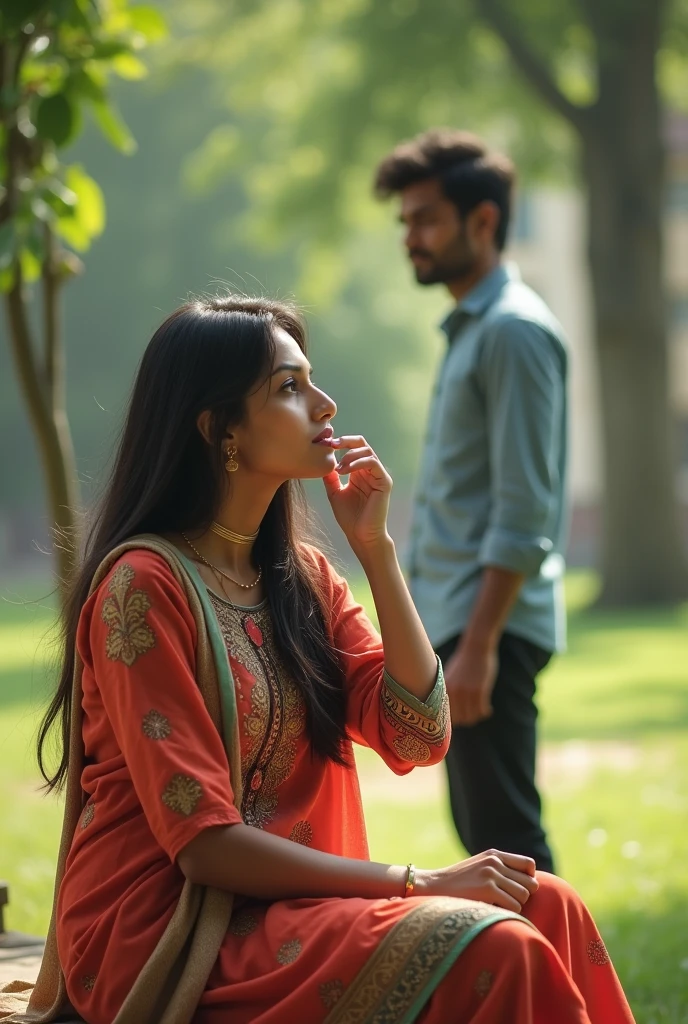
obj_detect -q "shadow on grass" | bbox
[601,892,688,1024]
[541,679,688,741]
[569,602,688,634]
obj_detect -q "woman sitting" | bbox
[24,296,633,1023]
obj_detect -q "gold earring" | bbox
[225,445,239,472]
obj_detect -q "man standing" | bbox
[374,129,567,871]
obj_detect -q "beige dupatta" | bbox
[1,536,243,1024]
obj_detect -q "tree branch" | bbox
[474,0,591,134]
[43,223,59,393]
[5,262,80,589]
[6,261,51,450]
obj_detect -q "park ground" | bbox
[1,572,687,1022]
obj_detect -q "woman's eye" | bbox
[281,378,298,392]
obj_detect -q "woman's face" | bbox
[231,327,338,481]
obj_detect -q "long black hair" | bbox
[38,295,349,791]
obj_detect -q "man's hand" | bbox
[444,638,499,726]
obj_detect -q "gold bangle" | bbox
[403,863,416,897]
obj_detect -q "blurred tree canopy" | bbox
[175,0,688,605]
[3,0,688,599]
[0,0,165,587]
[0,1,444,576]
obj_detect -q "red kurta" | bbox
[55,548,634,1024]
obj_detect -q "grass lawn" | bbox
[1,572,687,1021]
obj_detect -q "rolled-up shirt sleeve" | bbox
[477,316,566,577]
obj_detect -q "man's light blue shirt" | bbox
[408,263,568,654]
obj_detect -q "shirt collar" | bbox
[440,262,520,339]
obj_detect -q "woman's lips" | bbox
[312,427,335,446]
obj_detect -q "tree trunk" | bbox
[581,9,688,604]
[478,0,687,604]
[5,265,80,596]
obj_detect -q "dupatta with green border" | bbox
[2,535,241,1024]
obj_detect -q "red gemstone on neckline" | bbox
[244,615,263,647]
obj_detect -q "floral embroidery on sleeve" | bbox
[142,709,172,740]
[101,563,156,666]
[381,659,449,765]
[161,773,203,816]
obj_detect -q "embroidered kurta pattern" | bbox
[587,939,611,966]
[228,911,259,937]
[142,709,171,740]
[380,668,449,766]
[276,939,302,965]
[323,899,500,1023]
[209,592,306,828]
[101,562,156,666]
[80,803,95,830]
[320,980,345,1009]
[475,969,494,998]
[290,820,313,846]
[161,773,203,816]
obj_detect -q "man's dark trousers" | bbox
[436,632,555,873]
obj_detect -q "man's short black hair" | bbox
[374,128,516,251]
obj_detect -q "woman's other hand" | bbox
[323,435,393,552]
[416,850,539,913]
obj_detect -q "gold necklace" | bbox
[211,521,258,545]
[181,533,262,590]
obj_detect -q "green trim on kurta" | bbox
[382,657,446,719]
[399,910,531,1024]
[323,898,530,1024]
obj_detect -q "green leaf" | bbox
[89,40,132,61]
[55,216,90,251]
[55,164,105,251]
[111,53,148,80]
[34,92,81,147]
[127,6,168,42]
[91,100,136,154]
[42,178,78,217]
[66,165,105,236]
[67,67,106,104]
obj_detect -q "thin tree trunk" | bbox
[5,260,80,594]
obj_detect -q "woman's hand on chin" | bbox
[323,435,393,553]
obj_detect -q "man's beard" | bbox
[409,235,476,286]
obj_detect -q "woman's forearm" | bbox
[178,822,407,899]
[354,537,437,702]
